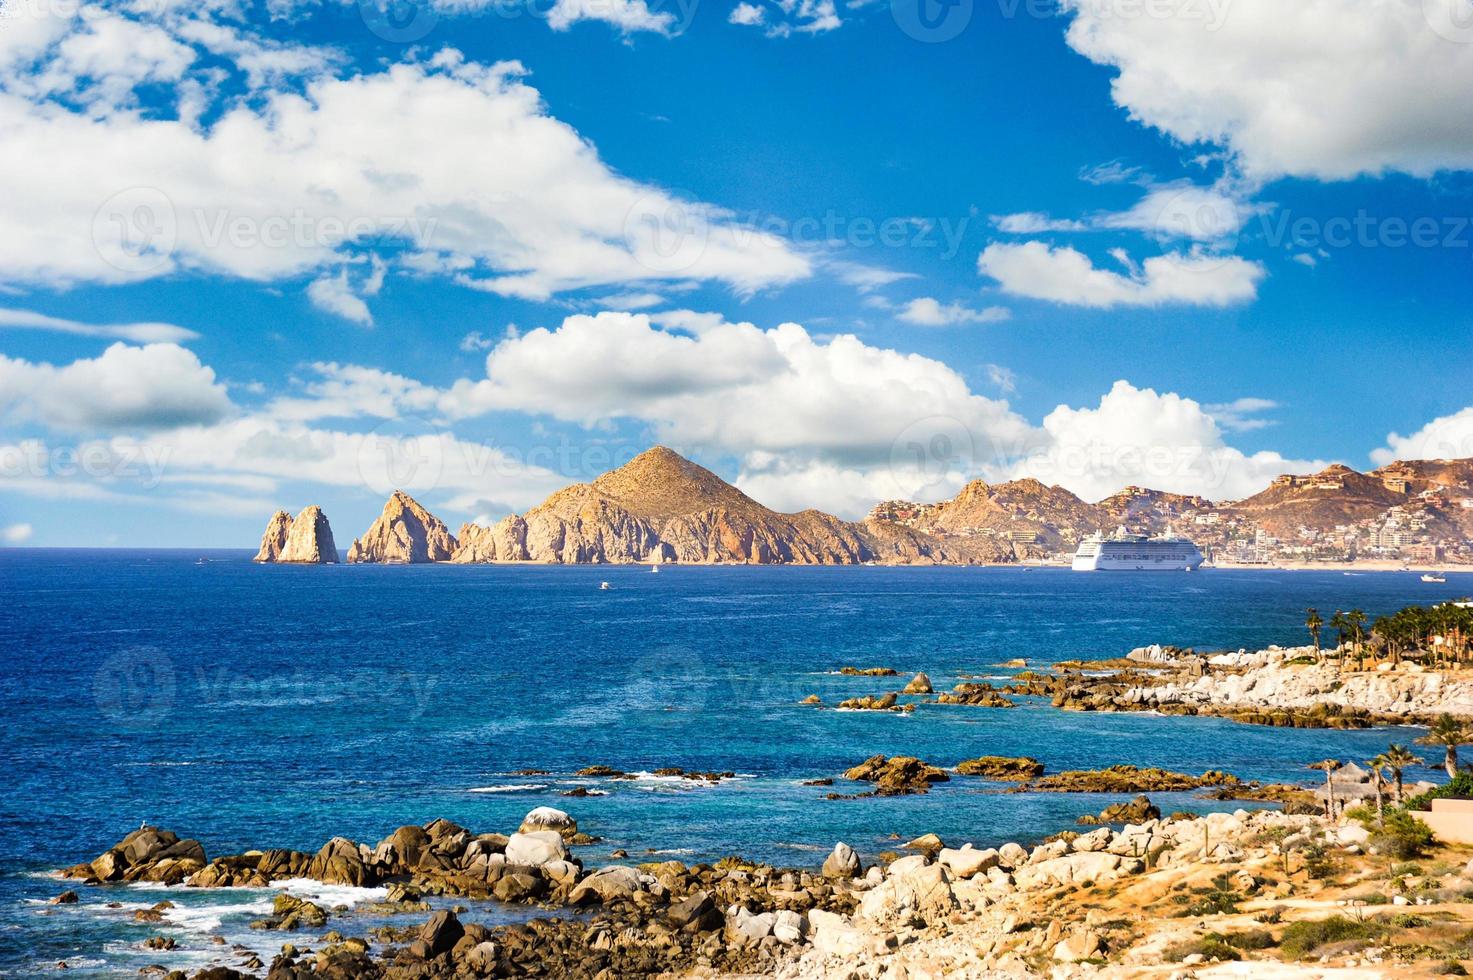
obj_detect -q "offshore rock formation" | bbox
[253,510,293,562]
[279,505,338,563]
[347,491,457,564]
[254,506,337,563]
[449,446,979,565]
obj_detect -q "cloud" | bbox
[984,363,1017,394]
[729,2,766,25]
[0,307,199,343]
[1373,406,1473,466]
[1060,0,1473,180]
[993,181,1249,244]
[1013,381,1324,501]
[1,522,33,544]
[0,30,810,299]
[442,310,1037,512]
[1204,396,1279,433]
[545,0,681,34]
[307,270,373,326]
[897,297,1010,327]
[728,0,842,36]
[992,212,1089,234]
[978,241,1264,308]
[0,343,234,431]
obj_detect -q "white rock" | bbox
[997,842,1028,869]
[772,909,805,944]
[939,845,1000,879]
[808,908,865,956]
[518,807,577,838]
[504,831,569,867]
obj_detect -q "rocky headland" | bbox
[52,802,1473,979]
[1022,643,1473,727]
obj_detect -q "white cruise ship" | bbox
[1072,528,1205,572]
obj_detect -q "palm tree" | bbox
[1416,714,1469,780]
[1306,608,1324,660]
[1310,759,1343,818]
[1349,609,1369,669]
[1367,757,1388,823]
[1380,744,1423,804]
[1330,611,1349,670]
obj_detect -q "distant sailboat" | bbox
[599,581,612,590]
[1423,572,1449,583]
[650,565,659,574]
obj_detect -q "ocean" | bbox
[2,550,1470,976]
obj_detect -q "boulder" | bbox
[418,910,464,959]
[903,672,933,694]
[808,909,866,957]
[568,865,642,905]
[821,842,861,879]
[517,807,577,840]
[939,845,999,878]
[1054,928,1104,962]
[998,842,1028,869]
[860,862,955,923]
[955,756,1045,781]
[305,838,370,886]
[772,909,805,945]
[503,832,568,867]
[725,906,774,946]
[1078,795,1160,826]
[843,755,949,794]
[1014,852,1141,890]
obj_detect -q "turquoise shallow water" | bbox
[2,550,1471,975]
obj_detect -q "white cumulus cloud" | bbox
[1060,0,1473,180]
[978,241,1264,308]
[897,297,1010,327]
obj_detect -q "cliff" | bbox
[254,510,293,562]
[254,506,337,563]
[347,491,457,564]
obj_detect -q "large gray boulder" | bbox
[503,831,569,867]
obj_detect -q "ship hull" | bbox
[1072,544,1205,572]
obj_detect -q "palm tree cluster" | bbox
[1372,602,1473,667]
[1306,602,1473,671]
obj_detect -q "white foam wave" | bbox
[272,877,388,907]
[468,783,548,793]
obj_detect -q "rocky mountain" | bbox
[346,491,457,564]
[1223,464,1405,537]
[449,446,985,565]
[255,506,338,564]
[1096,487,1215,536]
[869,478,1101,556]
[254,450,1473,567]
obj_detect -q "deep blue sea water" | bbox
[3,550,1471,976]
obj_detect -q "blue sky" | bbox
[1,0,1472,547]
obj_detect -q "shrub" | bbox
[1408,772,1473,812]
[1438,962,1468,976]
[1223,929,1276,950]
[1390,913,1430,928]
[1280,917,1384,959]
[1164,934,1242,963]
[1371,810,1437,860]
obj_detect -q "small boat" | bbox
[650,565,659,574]
[599,581,612,590]
[1423,573,1448,583]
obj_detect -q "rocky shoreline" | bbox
[51,800,1473,979]
[986,643,1473,728]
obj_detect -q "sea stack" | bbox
[254,510,293,562]
[279,506,338,563]
[347,491,457,564]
